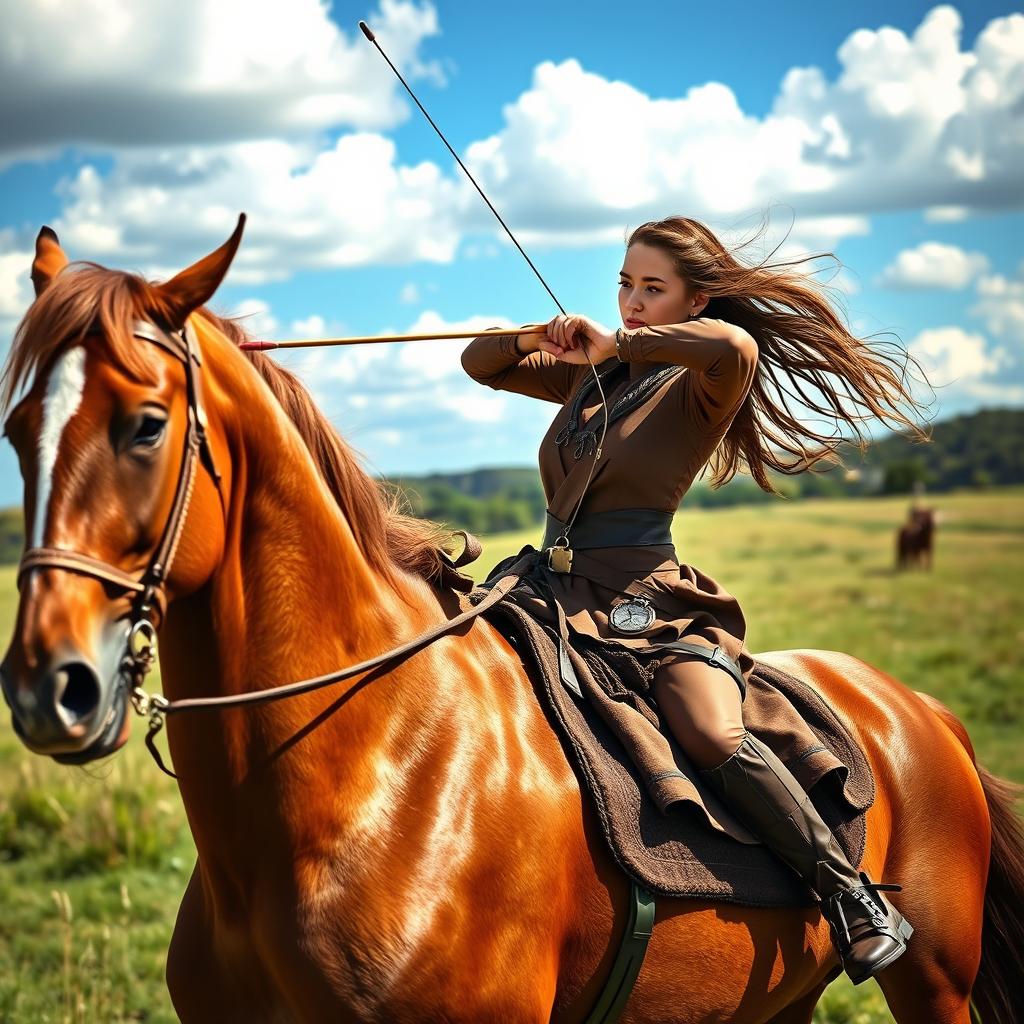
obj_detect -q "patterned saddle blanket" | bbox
[472,588,875,907]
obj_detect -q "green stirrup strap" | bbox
[583,880,656,1023]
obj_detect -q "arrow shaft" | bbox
[239,326,545,351]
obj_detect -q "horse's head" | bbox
[0,218,245,763]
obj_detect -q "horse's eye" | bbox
[133,414,167,449]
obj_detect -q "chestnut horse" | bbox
[2,222,1022,1024]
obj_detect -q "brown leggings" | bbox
[651,652,747,770]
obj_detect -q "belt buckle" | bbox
[545,536,573,574]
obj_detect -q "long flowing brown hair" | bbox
[1,264,451,589]
[626,215,935,494]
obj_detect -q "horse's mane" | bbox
[1,263,453,591]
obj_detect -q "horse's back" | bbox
[753,648,981,788]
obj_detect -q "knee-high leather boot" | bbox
[699,731,914,984]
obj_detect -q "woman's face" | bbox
[618,242,705,328]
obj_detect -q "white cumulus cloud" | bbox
[289,314,329,337]
[47,134,468,284]
[231,298,279,337]
[904,267,1024,409]
[971,270,1024,343]
[878,241,990,289]
[395,310,518,381]
[908,326,1002,383]
[461,6,1024,245]
[0,0,444,163]
[923,206,971,222]
[8,6,1021,282]
[0,238,36,360]
[0,243,34,321]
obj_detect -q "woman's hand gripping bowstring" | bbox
[540,313,617,366]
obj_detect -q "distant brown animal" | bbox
[896,507,936,570]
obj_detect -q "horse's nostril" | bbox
[55,662,101,720]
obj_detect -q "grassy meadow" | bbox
[1,487,1021,1022]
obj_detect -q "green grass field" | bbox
[1,488,1021,1022]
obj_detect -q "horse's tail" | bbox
[972,764,1024,1022]
[916,691,1024,1022]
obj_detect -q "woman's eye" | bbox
[132,415,167,449]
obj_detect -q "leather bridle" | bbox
[17,318,226,733]
[14,316,532,776]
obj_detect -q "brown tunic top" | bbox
[460,320,759,686]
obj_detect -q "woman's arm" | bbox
[460,326,589,405]
[535,313,759,426]
[619,319,759,427]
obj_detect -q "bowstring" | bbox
[359,22,609,534]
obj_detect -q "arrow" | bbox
[239,326,546,351]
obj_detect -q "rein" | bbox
[140,552,534,777]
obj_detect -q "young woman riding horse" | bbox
[462,215,931,985]
[3,219,1021,1022]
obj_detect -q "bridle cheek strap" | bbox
[17,317,225,632]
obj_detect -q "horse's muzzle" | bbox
[1,649,128,761]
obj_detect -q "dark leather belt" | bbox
[542,508,675,550]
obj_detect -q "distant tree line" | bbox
[870,407,1024,494]
[386,468,546,535]
[383,407,1024,530]
[0,408,1020,562]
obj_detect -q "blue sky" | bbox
[0,0,1021,504]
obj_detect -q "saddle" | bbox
[469,582,876,907]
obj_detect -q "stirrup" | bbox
[825,874,911,955]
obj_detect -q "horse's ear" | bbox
[31,226,69,296]
[155,213,246,328]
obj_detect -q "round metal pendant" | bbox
[609,597,656,634]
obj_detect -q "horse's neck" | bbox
[159,338,441,889]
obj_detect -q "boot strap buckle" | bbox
[827,879,905,951]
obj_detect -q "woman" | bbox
[460,215,929,985]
